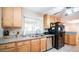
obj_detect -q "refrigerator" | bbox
[48,22,65,49]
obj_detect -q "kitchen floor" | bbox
[47,44,79,52]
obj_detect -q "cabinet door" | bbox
[69,35,76,45]
[0,8,2,27]
[6,43,16,48]
[2,7,13,28]
[31,39,40,52]
[17,41,30,52]
[13,7,22,27]
[0,44,6,50]
[43,14,50,28]
[50,16,55,23]
[0,48,16,52]
[17,45,28,52]
[40,37,47,52]
[24,41,30,52]
[47,37,52,50]
[65,34,69,44]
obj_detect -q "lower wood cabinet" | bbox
[17,45,27,52]
[23,41,30,52]
[0,43,16,52]
[0,44,6,50]
[65,34,76,46]
[0,36,53,52]
[0,48,16,52]
[0,40,31,52]
[68,34,76,45]
[31,39,40,52]
[17,40,30,52]
[65,34,69,44]
[40,37,47,52]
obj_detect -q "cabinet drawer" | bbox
[0,48,16,52]
[17,41,24,46]
[6,43,16,48]
[17,45,26,52]
[0,44,6,50]
[23,40,30,45]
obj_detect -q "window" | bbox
[23,17,43,35]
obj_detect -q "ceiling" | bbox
[26,7,65,15]
[25,7,79,21]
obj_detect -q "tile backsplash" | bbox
[8,29,22,36]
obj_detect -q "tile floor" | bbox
[47,45,79,52]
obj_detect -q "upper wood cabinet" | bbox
[2,7,22,28]
[43,14,50,29]
[50,16,60,23]
[43,14,62,29]
[13,8,22,27]
[50,16,55,23]
[2,8,13,28]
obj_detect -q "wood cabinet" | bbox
[31,39,40,52]
[46,37,52,50]
[50,16,55,23]
[0,40,31,52]
[40,37,47,52]
[0,42,16,52]
[17,40,30,52]
[0,8,2,27]
[0,44,6,50]
[2,7,22,28]
[17,41,24,46]
[23,41,30,52]
[2,7,13,28]
[65,34,76,45]
[65,34,69,44]
[0,36,54,52]
[68,34,76,45]
[43,14,62,29]
[43,14,50,28]
[17,45,27,52]
[13,7,22,27]
[0,48,16,52]
[50,16,59,23]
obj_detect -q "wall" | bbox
[62,12,79,32]
[64,23,77,32]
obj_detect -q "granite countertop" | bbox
[0,34,54,45]
[65,32,77,34]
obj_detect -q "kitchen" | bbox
[0,7,79,52]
